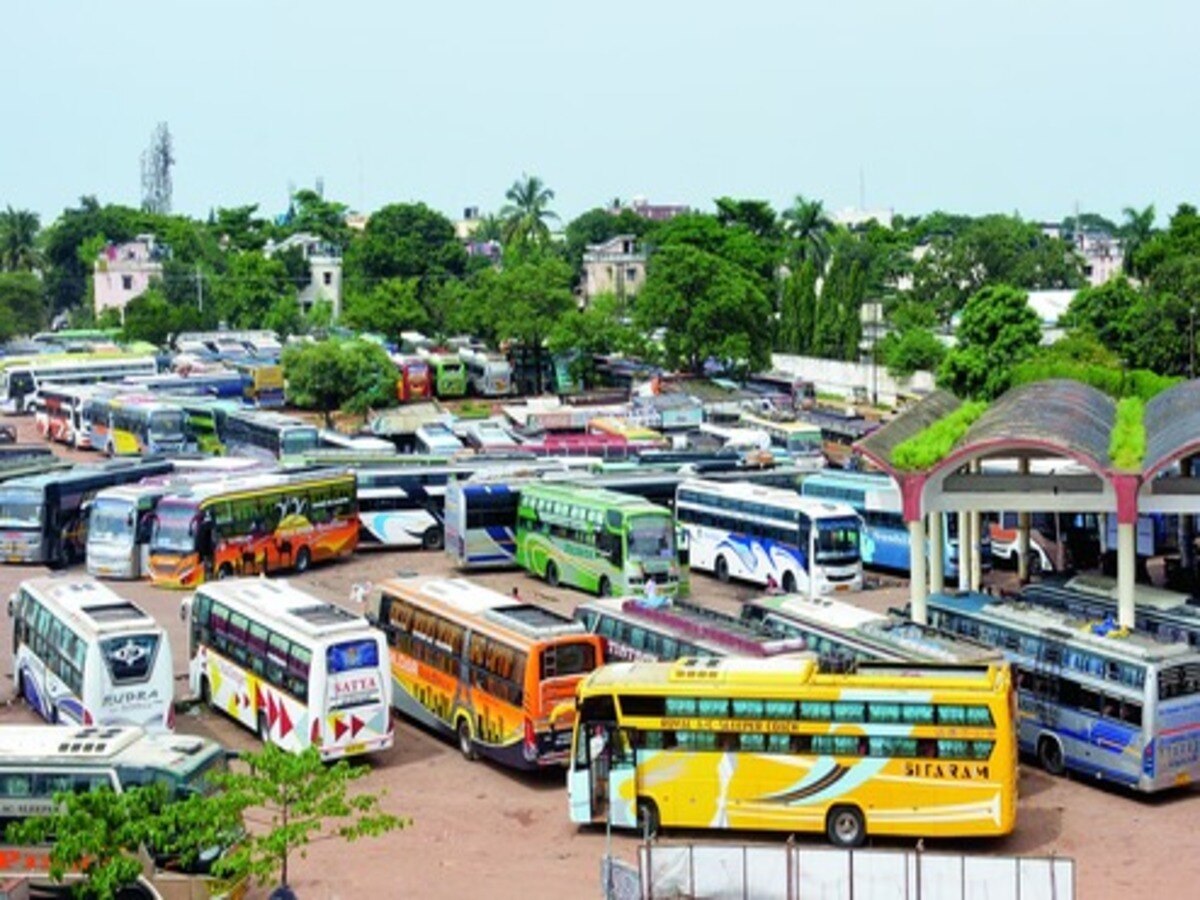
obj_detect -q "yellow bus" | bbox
[367,575,604,769]
[567,656,1016,846]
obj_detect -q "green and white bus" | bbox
[514,483,682,598]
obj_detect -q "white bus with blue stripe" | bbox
[924,591,1200,793]
[800,470,990,580]
[8,577,174,731]
[675,479,863,596]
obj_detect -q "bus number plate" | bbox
[345,742,365,756]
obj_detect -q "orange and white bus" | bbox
[182,578,393,759]
[147,470,358,588]
[367,575,604,769]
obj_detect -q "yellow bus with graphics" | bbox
[567,656,1016,846]
[367,575,604,769]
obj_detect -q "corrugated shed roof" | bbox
[953,379,1116,471]
[855,390,961,471]
[1143,379,1200,477]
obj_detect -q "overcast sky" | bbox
[4,0,1196,227]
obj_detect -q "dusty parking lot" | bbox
[1,420,1198,898]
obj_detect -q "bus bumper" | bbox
[319,730,395,761]
[0,532,42,563]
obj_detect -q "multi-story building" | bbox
[93,235,168,320]
[581,235,646,303]
[264,233,343,318]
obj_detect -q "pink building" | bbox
[93,236,166,320]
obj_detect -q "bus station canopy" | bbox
[855,378,1200,520]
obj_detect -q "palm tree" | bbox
[500,174,559,248]
[1120,204,1156,278]
[781,195,834,271]
[0,206,41,271]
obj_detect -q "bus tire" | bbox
[598,577,612,598]
[637,798,660,838]
[826,805,866,848]
[217,563,234,580]
[1028,552,1044,576]
[1037,735,1066,776]
[715,556,730,583]
[545,560,560,588]
[258,712,271,745]
[457,718,477,761]
[782,571,797,594]
[114,883,154,900]
[422,527,444,551]
[295,547,312,573]
[200,676,212,707]
[15,669,26,704]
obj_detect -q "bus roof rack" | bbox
[483,604,584,638]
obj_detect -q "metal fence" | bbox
[630,842,1074,900]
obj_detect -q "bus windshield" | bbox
[815,517,861,564]
[151,410,185,438]
[282,428,319,455]
[0,488,42,528]
[543,641,598,677]
[151,503,199,553]
[90,498,135,544]
[628,515,674,559]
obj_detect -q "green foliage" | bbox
[305,300,335,332]
[878,327,945,377]
[912,215,1083,322]
[548,293,643,388]
[42,197,140,312]
[781,195,834,270]
[341,278,428,340]
[1009,359,1177,401]
[344,203,465,302]
[938,284,1042,399]
[5,781,239,900]
[0,206,41,271]
[483,255,575,392]
[635,243,772,374]
[209,744,407,890]
[1060,276,1139,351]
[714,198,780,241]
[891,400,989,471]
[208,253,294,329]
[284,339,397,425]
[500,174,559,249]
[644,212,777,290]
[284,190,352,246]
[775,262,818,354]
[262,293,305,340]
[1110,397,1146,471]
[96,308,122,329]
[210,205,270,252]
[0,271,46,339]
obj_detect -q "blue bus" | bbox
[922,591,1200,793]
[800,470,989,580]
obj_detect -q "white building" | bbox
[93,235,167,320]
[264,233,343,318]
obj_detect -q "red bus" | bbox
[394,355,433,403]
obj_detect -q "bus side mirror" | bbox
[5,595,13,618]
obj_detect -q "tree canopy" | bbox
[938,284,1042,399]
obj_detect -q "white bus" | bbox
[2,355,158,413]
[459,348,513,397]
[415,421,465,455]
[9,577,175,731]
[0,725,227,823]
[224,410,320,460]
[182,578,394,759]
[675,478,863,596]
[738,411,826,470]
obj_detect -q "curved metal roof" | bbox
[855,380,1118,478]
[944,379,1116,474]
[855,390,961,471]
[1143,379,1200,478]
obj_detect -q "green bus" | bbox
[177,398,242,454]
[514,483,682,599]
[425,353,467,398]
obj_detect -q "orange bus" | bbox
[367,575,604,769]
[147,470,359,588]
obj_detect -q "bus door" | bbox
[572,720,637,828]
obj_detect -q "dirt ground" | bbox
[1,414,1198,899]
